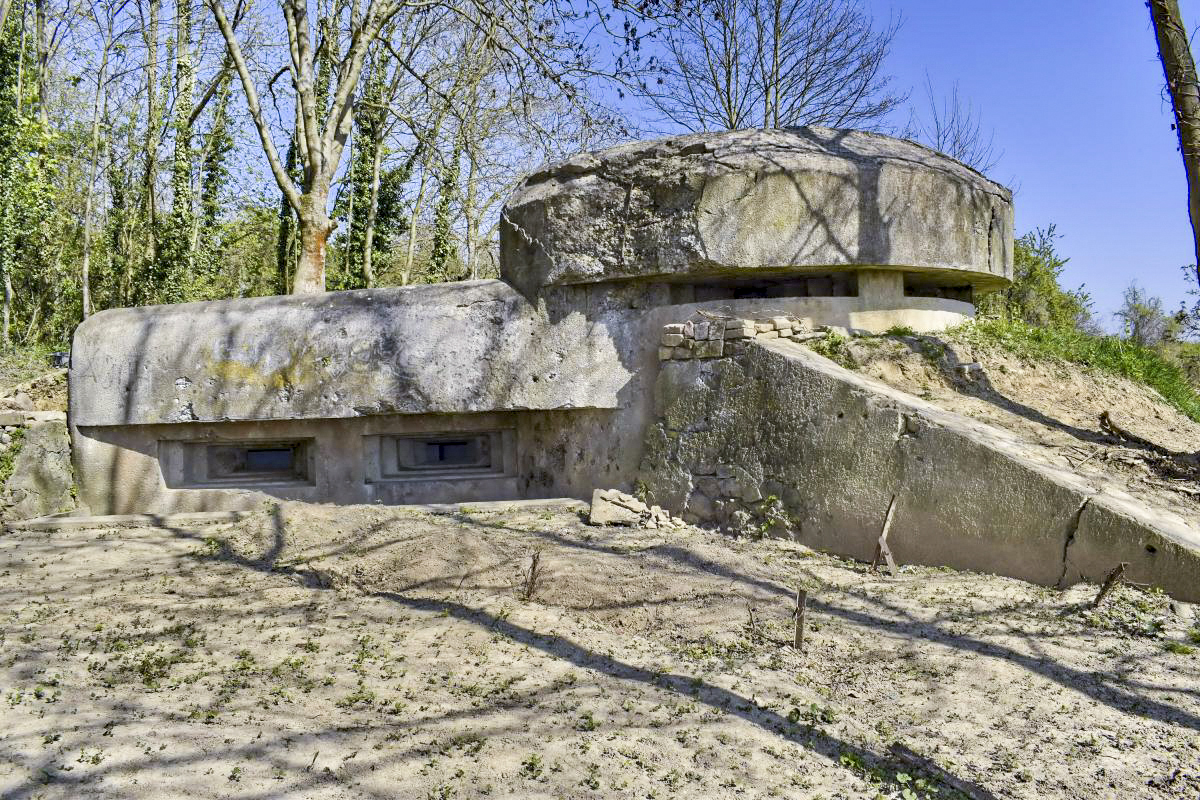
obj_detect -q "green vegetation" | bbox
[976,226,1094,330]
[955,319,1200,422]
[967,223,1200,422]
[0,426,25,485]
[0,343,60,388]
[808,331,855,369]
[0,0,628,346]
[1079,586,1170,638]
[521,753,544,779]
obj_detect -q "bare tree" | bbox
[1117,283,1176,346]
[205,0,402,293]
[1149,0,1200,285]
[205,0,661,294]
[640,0,903,132]
[80,0,133,317]
[904,75,998,173]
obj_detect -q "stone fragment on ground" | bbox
[589,488,685,528]
[0,391,34,412]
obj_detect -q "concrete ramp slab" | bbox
[639,336,1200,601]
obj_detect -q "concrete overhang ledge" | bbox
[70,280,630,427]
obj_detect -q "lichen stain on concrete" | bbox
[193,339,387,414]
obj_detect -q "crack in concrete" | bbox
[987,207,995,272]
[1057,497,1092,587]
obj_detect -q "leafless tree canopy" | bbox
[904,76,999,174]
[639,0,904,132]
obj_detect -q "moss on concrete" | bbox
[0,426,25,485]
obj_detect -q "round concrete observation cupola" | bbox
[500,127,1013,316]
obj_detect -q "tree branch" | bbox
[204,0,303,212]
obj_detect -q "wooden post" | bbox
[870,495,899,576]
[793,588,807,650]
[1092,562,1128,609]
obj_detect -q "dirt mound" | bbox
[814,332,1200,522]
[0,368,66,412]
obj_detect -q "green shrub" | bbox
[975,226,1095,330]
[0,344,59,392]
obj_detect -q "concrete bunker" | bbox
[70,127,1013,518]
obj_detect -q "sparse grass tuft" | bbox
[519,549,543,601]
[521,753,543,779]
[1080,585,1170,638]
[808,331,855,369]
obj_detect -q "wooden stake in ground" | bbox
[793,588,807,651]
[1092,562,1128,609]
[746,604,760,643]
[870,495,899,576]
[520,549,543,601]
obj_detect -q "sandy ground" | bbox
[823,333,1200,525]
[1,501,1198,799]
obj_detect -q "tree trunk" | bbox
[293,194,331,294]
[34,0,46,123]
[206,0,396,295]
[167,0,195,293]
[1150,0,1200,282]
[142,0,160,269]
[80,45,110,319]
[1,0,19,343]
[275,138,297,294]
[3,272,13,344]
[463,155,479,279]
[362,130,383,287]
[401,137,442,285]
[15,0,25,116]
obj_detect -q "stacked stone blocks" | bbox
[658,316,832,361]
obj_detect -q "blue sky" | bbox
[866,0,1200,326]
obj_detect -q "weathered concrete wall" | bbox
[502,127,1013,296]
[70,280,632,427]
[638,337,1200,601]
[73,409,622,515]
[68,126,1017,516]
[71,276,981,515]
[3,419,74,520]
[69,279,656,515]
